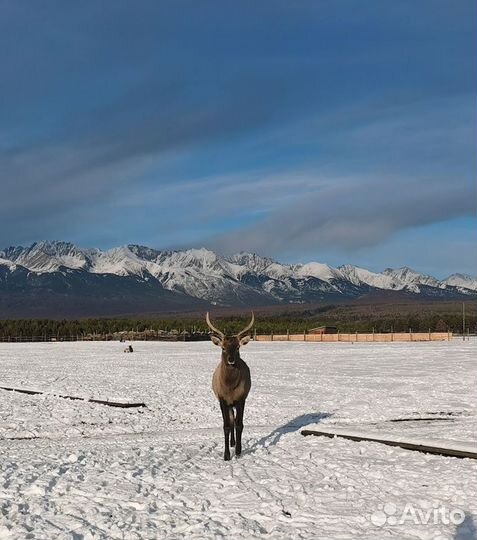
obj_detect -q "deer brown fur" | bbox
[207,312,254,461]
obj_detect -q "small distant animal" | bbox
[206,312,254,461]
[124,345,134,353]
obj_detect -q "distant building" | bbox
[308,326,338,334]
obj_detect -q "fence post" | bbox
[428,328,431,341]
[287,329,290,341]
[409,328,413,342]
[337,330,340,342]
[304,330,306,342]
[271,331,273,342]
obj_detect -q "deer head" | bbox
[206,312,254,366]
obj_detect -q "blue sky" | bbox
[0,1,475,277]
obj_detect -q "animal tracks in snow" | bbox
[0,340,476,539]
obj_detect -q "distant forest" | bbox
[0,301,475,338]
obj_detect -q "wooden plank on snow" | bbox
[301,428,477,459]
[0,386,146,408]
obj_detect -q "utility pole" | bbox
[462,302,466,341]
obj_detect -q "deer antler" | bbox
[206,312,225,339]
[236,312,255,339]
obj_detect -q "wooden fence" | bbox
[255,331,452,342]
[0,331,456,343]
[0,332,210,343]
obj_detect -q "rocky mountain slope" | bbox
[0,241,475,317]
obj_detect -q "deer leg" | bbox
[235,399,245,457]
[230,406,236,448]
[219,399,231,461]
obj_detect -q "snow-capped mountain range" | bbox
[0,241,475,317]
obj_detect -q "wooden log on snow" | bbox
[0,386,147,408]
[301,428,477,460]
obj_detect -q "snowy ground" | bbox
[0,340,476,539]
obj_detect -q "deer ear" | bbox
[239,335,251,346]
[210,336,222,347]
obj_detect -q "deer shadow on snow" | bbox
[245,412,332,455]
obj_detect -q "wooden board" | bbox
[0,386,146,408]
[301,428,477,459]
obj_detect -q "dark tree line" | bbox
[0,306,474,339]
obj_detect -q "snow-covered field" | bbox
[0,340,475,539]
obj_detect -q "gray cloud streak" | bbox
[208,174,475,257]
[0,71,311,246]
[203,95,476,257]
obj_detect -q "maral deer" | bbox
[206,312,254,460]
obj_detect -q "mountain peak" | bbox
[1,240,91,273]
[383,266,417,275]
[127,244,162,261]
[444,273,477,290]
[229,252,276,273]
